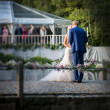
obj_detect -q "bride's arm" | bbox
[64,35,71,48]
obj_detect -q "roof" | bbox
[0,1,71,25]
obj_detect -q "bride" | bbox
[40,25,75,82]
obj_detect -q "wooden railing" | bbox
[0,35,65,45]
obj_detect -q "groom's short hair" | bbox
[72,21,79,26]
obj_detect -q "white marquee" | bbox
[0,1,71,35]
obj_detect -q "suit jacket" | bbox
[0,27,2,35]
[69,26,88,53]
[18,27,23,35]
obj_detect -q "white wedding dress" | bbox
[40,47,74,82]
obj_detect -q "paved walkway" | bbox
[0,81,110,95]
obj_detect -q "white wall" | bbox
[0,47,65,60]
[0,47,110,62]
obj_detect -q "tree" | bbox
[12,0,110,46]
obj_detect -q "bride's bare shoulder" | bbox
[65,34,68,38]
[65,34,68,36]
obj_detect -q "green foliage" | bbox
[107,64,110,69]
[0,52,53,65]
[50,45,58,50]
[0,44,65,51]
[0,44,13,49]
[84,0,110,46]
[5,54,16,62]
[44,43,50,48]
[68,8,89,30]
[0,52,17,62]
[22,45,32,51]
[50,43,64,50]
[25,56,53,65]
[0,52,24,63]
[0,52,5,61]
[12,0,110,46]
[54,58,62,64]
[86,64,96,69]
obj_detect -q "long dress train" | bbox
[40,47,74,82]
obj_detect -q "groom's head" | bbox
[72,21,79,27]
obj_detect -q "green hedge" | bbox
[25,56,53,65]
[0,52,53,65]
[0,44,65,51]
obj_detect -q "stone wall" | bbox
[0,47,110,61]
[0,47,65,60]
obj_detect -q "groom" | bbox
[69,21,88,83]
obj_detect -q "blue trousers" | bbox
[73,51,84,81]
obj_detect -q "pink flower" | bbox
[59,65,64,68]
[55,65,64,71]
[78,68,81,71]
[32,63,37,69]
[54,59,58,62]
[85,62,91,68]
[56,67,60,71]
[54,65,57,67]
[77,64,82,68]
[91,59,96,63]
[107,69,110,73]
[0,60,2,67]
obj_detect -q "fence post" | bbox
[102,60,107,80]
[17,61,24,109]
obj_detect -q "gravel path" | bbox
[0,81,110,95]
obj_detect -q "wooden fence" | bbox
[0,61,109,109]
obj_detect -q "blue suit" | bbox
[69,26,88,81]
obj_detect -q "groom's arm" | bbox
[69,29,73,46]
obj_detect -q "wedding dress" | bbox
[40,47,74,82]
[40,47,97,81]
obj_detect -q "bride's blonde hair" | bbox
[67,25,73,36]
[66,25,73,44]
